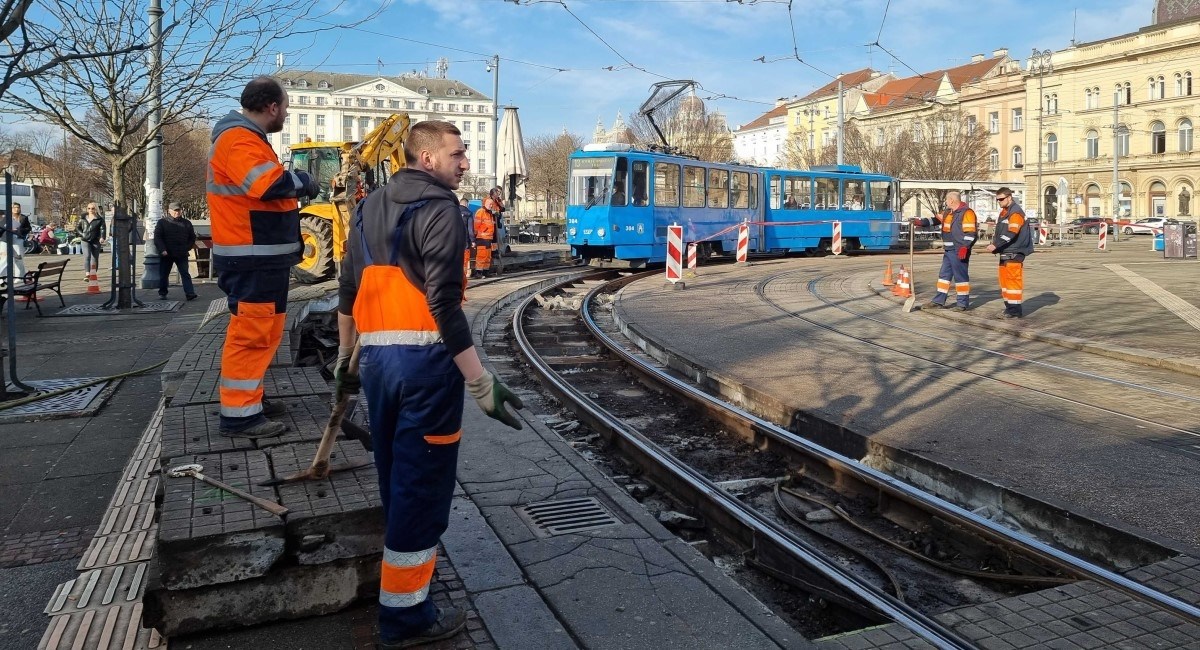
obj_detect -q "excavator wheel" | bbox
[293,215,335,284]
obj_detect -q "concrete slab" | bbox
[5,472,122,535]
[0,444,65,485]
[472,585,578,650]
[0,560,78,650]
[169,366,330,407]
[46,437,139,480]
[0,421,86,450]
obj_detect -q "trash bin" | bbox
[194,238,213,278]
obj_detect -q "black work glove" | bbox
[465,371,524,430]
[296,171,321,199]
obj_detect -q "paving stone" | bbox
[1063,631,1105,649]
[268,440,382,565]
[159,398,331,463]
[976,637,1016,650]
[170,366,330,407]
[157,449,285,589]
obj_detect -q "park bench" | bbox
[0,258,69,316]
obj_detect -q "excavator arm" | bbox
[328,113,412,267]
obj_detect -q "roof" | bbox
[861,56,1006,114]
[735,104,789,133]
[799,68,879,101]
[277,70,490,101]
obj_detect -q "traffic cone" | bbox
[87,264,100,294]
[891,265,904,295]
[881,260,894,286]
[897,266,911,298]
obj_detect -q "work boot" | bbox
[949,305,968,312]
[220,419,286,439]
[378,606,467,649]
[921,300,944,310]
[261,399,287,418]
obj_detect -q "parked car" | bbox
[1067,217,1114,235]
[1123,217,1176,235]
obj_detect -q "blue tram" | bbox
[565,143,900,266]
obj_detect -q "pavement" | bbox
[7,238,1200,650]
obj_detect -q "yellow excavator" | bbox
[287,113,411,283]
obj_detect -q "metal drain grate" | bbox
[516,497,620,536]
[2,378,110,418]
[54,302,180,317]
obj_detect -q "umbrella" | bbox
[496,106,528,208]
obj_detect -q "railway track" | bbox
[482,270,1200,648]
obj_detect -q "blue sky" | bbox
[278,0,1156,140]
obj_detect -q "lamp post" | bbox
[486,55,499,189]
[1030,48,1053,224]
[140,0,164,290]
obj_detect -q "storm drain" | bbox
[54,302,180,316]
[1,378,112,421]
[516,497,620,537]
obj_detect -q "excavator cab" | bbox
[289,145,342,205]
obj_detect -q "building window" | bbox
[1011,108,1022,131]
[316,97,327,106]
[448,103,457,112]
[988,111,999,134]
[299,132,308,142]
[934,121,946,144]
[315,115,325,127]
[1123,82,1132,105]
[390,100,400,109]
[876,127,886,146]
[298,80,308,88]
[318,80,330,89]
[1085,87,1093,109]
[464,105,473,113]
[1045,133,1058,162]
[479,121,486,132]
[298,95,309,105]
[1151,121,1166,154]
[1043,93,1057,114]
[1012,146,1023,168]
[1086,130,1099,159]
[282,133,290,145]
[343,116,354,127]
[1186,72,1194,96]
[298,114,308,126]
[1157,75,1166,99]
[433,102,442,111]
[988,148,999,171]
[344,128,352,140]
[1117,125,1130,156]
[1180,118,1193,152]
[481,104,490,115]
[448,88,457,96]
[357,98,368,107]
[370,99,380,108]
[359,117,370,134]
[405,101,415,109]
[477,158,486,174]
[478,141,486,151]
[315,130,324,140]
[284,115,290,126]
[966,116,976,135]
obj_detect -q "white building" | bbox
[269,70,493,175]
[733,102,789,167]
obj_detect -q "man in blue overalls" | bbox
[914,191,978,311]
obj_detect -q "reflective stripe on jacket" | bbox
[992,202,1034,257]
[921,205,977,249]
[473,207,495,241]
[207,111,303,271]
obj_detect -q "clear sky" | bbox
[274,0,1157,141]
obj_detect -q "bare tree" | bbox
[5,0,379,306]
[160,120,210,213]
[628,95,733,163]
[779,130,836,170]
[842,122,915,178]
[901,107,991,214]
[525,131,583,220]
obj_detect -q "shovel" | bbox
[259,344,372,487]
[903,221,918,313]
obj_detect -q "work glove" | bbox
[296,171,321,199]
[466,371,524,430]
[333,345,360,399]
[957,246,969,261]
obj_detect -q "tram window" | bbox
[683,165,706,208]
[653,163,680,207]
[843,179,865,210]
[750,173,759,210]
[731,171,749,209]
[569,156,615,206]
[769,176,782,209]
[708,169,729,209]
[815,178,837,209]
[866,180,891,210]
[611,157,628,206]
[631,161,649,206]
[784,177,811,209]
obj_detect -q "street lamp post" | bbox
[487,55,499,189]
[140,0,164,291]
[1030,48,1053,224]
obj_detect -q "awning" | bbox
[497,106,528,204]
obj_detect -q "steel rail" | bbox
[511,273,978,650]
[589,271,1200,627]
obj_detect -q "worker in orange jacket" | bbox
[472,187,502,277]
[913,190,978,311]
[207,76,319,437]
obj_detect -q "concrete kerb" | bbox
[868,278,1200,379]
[608,290,1196,565]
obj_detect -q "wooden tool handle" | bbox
[200,476,289,517]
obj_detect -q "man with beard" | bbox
[207,76,319,437]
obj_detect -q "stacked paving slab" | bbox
[143,293,384,636]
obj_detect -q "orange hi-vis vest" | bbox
[473,207,495,242]
[207,124,302,270]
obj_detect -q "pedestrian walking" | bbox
[208,76,319,438]
[985,187,1033,319]
[914,190,978,311]
[76,203,107,280]
[0,202,32,282]
[153,202,198,301]
[336,120,523,648]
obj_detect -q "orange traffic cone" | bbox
[891,265,904,295]
[897,266,911,298]
[881,260,894,286]
[87,264,100,294]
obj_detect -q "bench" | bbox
[0,259,69,316]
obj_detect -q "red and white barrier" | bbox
[87,262,100,294]
[665,224,684,285]
[736,221,749,265]
[1097,227,1107,251]
[686,243,697,273]
[831,221,843,256]
[1038,226,1048,245]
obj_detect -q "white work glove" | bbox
[465,371,524,430]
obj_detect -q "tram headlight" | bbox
[569,227,576,237]
[597,227,606,238]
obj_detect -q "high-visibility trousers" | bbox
[999,259,1024,316]
[360,343,463,640]
[217,267,290,431]
[474,237,493,271]
[932,249,971,308]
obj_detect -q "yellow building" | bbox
[785,69,892,158]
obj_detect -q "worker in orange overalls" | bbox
[913,190,978,311]
[207,77,319,437]
[335,121,523,647]
[472,187,502,277]
[986,187,1033,319]
[458,197,475,279]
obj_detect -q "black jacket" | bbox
[76,216,107,244]
[338,168,471,356]
[991,202,1034,259]
[154,216,197,258]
